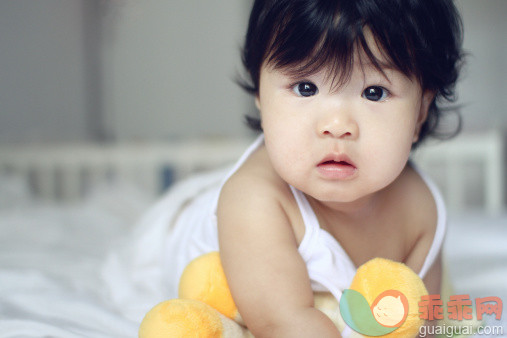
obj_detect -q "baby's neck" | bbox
[307,191,383,226]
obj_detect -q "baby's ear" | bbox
[420,90,435,121]
[413,90,435,142]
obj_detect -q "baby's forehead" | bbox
[269,49,406,85]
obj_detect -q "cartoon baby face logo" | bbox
[340,289,408,336]
[371,290,409,327]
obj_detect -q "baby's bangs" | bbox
[263,2,355,85]
[263,1,416,87]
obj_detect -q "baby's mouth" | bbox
[318,154,356,168]
[321,160,353,166]
[316,155,357,179]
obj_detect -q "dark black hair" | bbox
[239,0,465,147]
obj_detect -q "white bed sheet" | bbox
[444,211,507,336]
[0,174,506,337]
[445,212,507,301]
[0,177,153,337]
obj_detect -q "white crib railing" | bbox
[0,139,252,202]
[412,130,505,214]
[1,131,505,213]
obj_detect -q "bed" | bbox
[0,132,505,337]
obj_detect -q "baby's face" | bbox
[255,36,432,206]
[372,295,406,327]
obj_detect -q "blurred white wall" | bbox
[0,0,505,144]
[100,0,252,141]
[0,1,93,144]
[455,0,507,132]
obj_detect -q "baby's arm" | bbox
[422,251,443,296]
[404,225,443,295]
[217,176,340,337]
[421,252,443,338]
[405,232,442,338]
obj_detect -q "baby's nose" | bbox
[317,113,359,139]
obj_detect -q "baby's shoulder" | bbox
[396,165,440,270]
[216,145,301,230]
[219,145,291,208]
[401,165,438,221]
[216,146,306,245]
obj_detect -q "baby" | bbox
[158,0,464,336]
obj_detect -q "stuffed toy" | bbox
[139,252,428,337]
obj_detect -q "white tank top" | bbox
[210,134,447,302]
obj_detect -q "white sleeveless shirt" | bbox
[162,134,447,301]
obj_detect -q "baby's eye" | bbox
[293,82,318,97]
[362,86,389,102]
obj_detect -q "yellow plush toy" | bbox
[139,252,428,337]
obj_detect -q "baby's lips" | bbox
[316,153,358,180]
[318,153,356,168]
